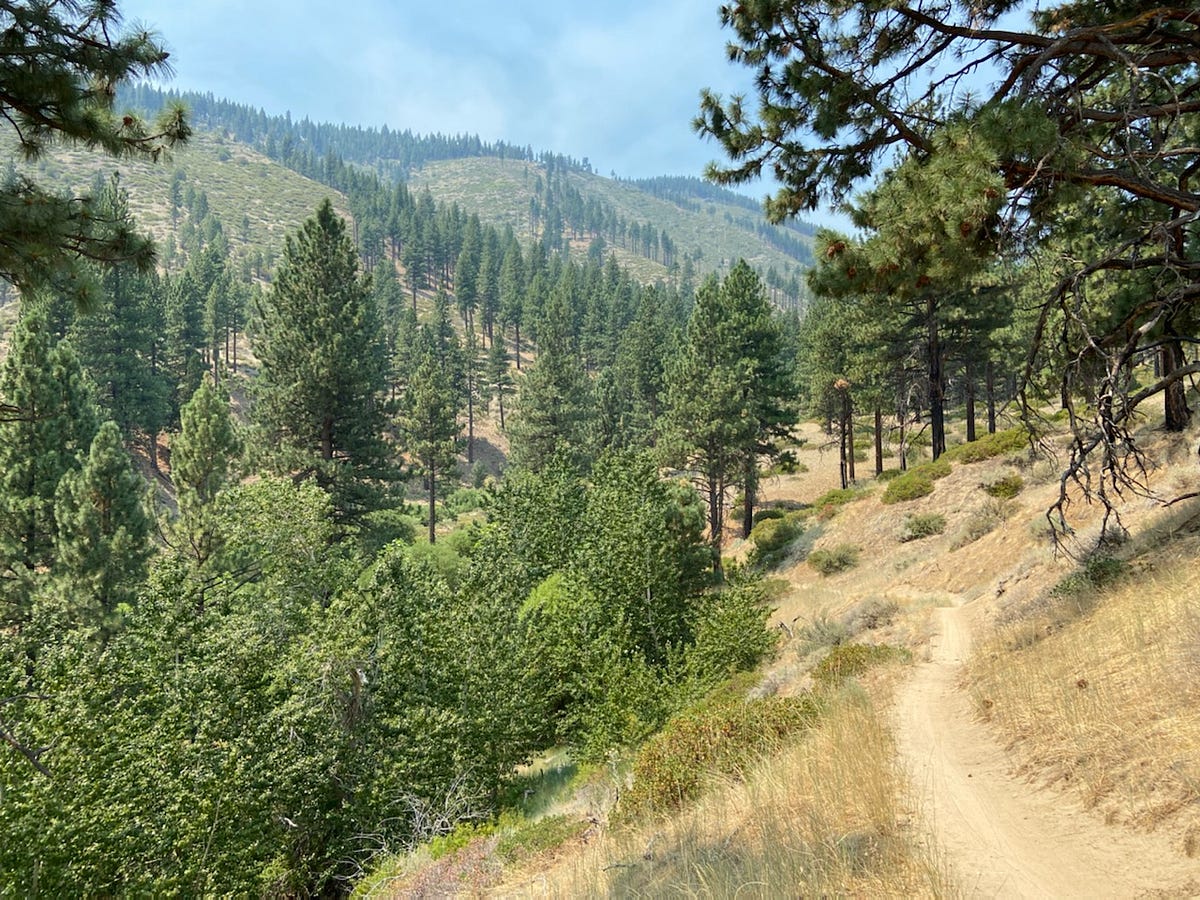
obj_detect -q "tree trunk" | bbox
[514,322,522,371]
[965,357,977,443]
[1163,332,1191,432]
[428,462,437,544]
[321,416,334,461]
[927,306,946,459]
[846,392,856,484]
[467,377,475,464]
[985,360,997,434]
[707,471,724,574]
[874,404,884,476]
[741,457,755,540]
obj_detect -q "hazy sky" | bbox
[119,1,769,192]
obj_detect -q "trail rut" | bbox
[894,601,1198,898]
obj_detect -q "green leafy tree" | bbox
[253,199,396,525]
[0,0,189,305]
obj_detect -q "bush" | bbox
[749,516,804,569]
[495,814,589,863]
[917,457,952,480]
[881,471,934,504]
[950,497,1010,549]
[813,487,867,508]
[795,611,851,652]
[807,543,860,576]
[983,474,1024,499]
[941,427,1029,463]
[898,512,946,542]
[811,643,911,689]
[844,597,899,632]
[876,468,904,482]
[752,507,787,525]
[445,487,488,516]
[616,693,821,822]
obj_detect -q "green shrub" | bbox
[427,820,495,860]
[983,474,1024,499]
[445,487,488,516]
[811,643,911,689]
[807,543,860,575]
[813,487,866,508]
[752,507,786,525]
[749,516,801,554]
[876,468,904,482]
[881,471,934,504]
[941,427,1029,463]
[898,512,946,542]
[916,457,952,480]
[1050,555,1130,605]
[616,694,821,822]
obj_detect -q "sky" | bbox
[118,1,774,195]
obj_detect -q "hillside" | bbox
[405,157,812,290]
[119,86,813,303]
[353,408,1200,896]
[4,128,351,274]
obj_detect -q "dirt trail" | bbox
[895,601,1198,898]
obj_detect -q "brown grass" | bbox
[493,685,952,898]
[966,517,1200,848]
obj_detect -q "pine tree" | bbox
[52,422,151,632]
[485,333,514,430]
[252,199,396,525]
[70,176,171,468]
[508,283,592,472]
[0,1,189,305]
[398,341,463,544]
[171,376,242,564]
[0,310,98,599]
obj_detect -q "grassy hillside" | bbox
[6,129,351,270]
[406,156,811,288]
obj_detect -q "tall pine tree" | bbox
[252,199,395,526]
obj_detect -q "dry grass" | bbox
[966,517,1200,851]
[495,685,953,898]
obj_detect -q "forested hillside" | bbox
[120,85,814,308]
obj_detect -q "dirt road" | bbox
[894,602,1198,898]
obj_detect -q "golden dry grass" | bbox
[493,684,952,898]
[966,516,1200,853]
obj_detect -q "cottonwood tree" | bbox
[0,0,189,305]
[698,1,1200,527]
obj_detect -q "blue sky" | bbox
[119,1,769,192]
